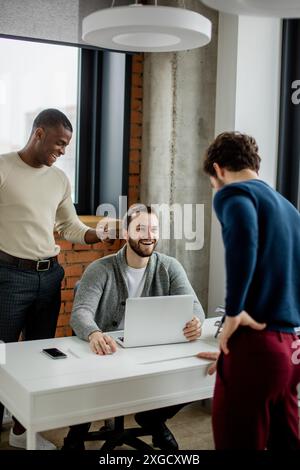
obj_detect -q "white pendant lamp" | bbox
[82,2,212,52]
[201,0,300,18]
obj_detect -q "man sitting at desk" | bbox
[64,204,205,451]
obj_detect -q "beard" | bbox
[128,237,158,258]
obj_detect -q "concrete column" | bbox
[141,1,219,311]
[207,13,282,315]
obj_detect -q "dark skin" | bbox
[12,125,115,435]
[18,124,102,244]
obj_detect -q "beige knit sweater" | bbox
[0,152,88,260]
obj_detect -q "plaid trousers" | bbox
[0,261,65,427]
[0,262,64,343]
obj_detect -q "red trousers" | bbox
[213,328,300,449]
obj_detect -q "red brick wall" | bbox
[128,54,143,207]
[55,53,143,337]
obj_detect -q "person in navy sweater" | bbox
[201,131,300,449]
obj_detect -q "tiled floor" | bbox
[0,401,214,451]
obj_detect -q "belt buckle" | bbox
[36,259,51,271]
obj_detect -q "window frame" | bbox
[277,19,300,210]
[75,48,132,215]
[0,33,132,215]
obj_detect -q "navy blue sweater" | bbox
[214,179,300,332]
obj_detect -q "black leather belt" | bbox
[0,250,58,271]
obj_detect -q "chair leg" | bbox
[0,404,4,432]
[99,431,153,452]
[122,435,154,451]
[103,418,115,431]
[114,415,125,431]
[100,438,121,452]
[82,415,154,451]
[98,417,128,451]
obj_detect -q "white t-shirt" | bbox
[118,265,147,329]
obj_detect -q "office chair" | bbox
[81,416,154,451]
[70,281,154,451]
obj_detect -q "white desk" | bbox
[0,318,219,450]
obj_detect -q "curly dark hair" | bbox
[203,131,261,177]
[32,108,73,133]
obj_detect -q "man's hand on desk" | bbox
[183,316,202,341]
[197,351,219,375]
[88,331,117,355]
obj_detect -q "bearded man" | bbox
[64,204,204,451]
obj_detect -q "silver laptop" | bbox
[116,295,194,348]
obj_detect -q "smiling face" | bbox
[32,124,72,167]
[126,212,159,259]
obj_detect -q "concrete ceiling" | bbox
[201,0,300,18]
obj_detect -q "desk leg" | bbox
[26,429,36,450]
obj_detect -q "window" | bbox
[0,37,131,214]
[76,49,132,215]
[277,19,300,210]
[0,38,79,199]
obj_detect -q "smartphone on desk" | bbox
[42,348,67,359]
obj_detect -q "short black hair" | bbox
[124,204,158,230]
[32,108,73,133]
[203,131,261,177]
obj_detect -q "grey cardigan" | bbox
[70,245,205,340]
